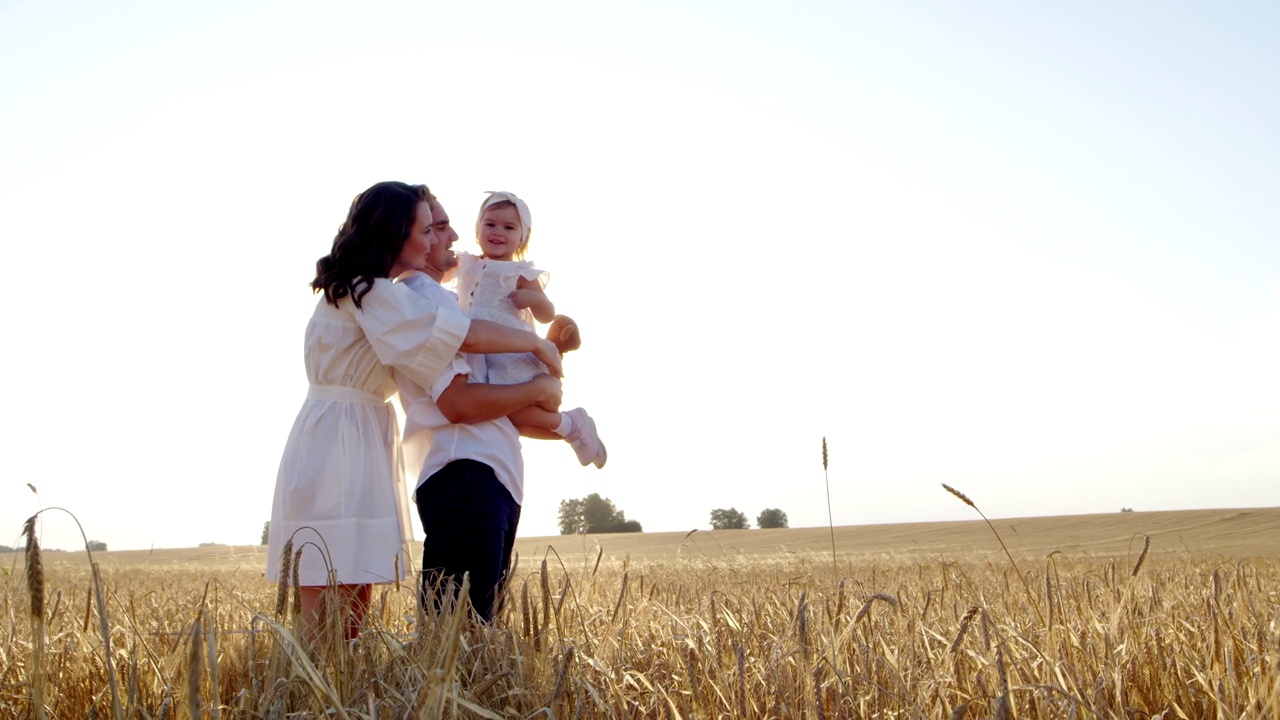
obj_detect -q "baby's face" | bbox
[476,204,524,261]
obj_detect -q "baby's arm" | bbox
[510,276,556,324]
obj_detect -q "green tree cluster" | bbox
[710,507,749,530]
[708,507,789,529]
[558,493,643,534]
[757,508,788,528]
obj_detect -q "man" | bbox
[394,197,579,620]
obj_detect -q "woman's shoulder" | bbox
[330,277,425,315]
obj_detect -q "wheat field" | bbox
[3,507,1279,718]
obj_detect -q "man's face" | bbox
[421,201,459,281]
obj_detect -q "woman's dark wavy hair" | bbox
[312,181,434,308]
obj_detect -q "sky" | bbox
[2,0,1277,553]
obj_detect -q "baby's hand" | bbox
[509,289,544,310]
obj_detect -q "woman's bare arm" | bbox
[461,319,562,377]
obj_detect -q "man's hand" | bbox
[547,315,581,354]
[529,373,563,412]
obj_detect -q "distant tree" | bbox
[0,545,14,553]
[1120,507,1134,513]
[261,521,270,545]
[710,507,749,530]
[757,508,789,529]
[558,498,586,534]
[86,540,107,552]
[558,493,643,534]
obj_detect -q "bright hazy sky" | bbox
[3,1,1277,553]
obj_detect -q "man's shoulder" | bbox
[398,272,461,308]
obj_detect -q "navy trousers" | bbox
[415,459,521,621]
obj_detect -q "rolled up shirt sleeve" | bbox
[429,356,473,401]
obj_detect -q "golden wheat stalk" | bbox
[611,571,629,625]
[1110,533,1154,634]
[948,699,973,720]
[735,643,748,717]
[853,592,899,624]
[422,573,471,717]
[540,558,552,639]
[941,484,1045,626]
[550,644,576,712]
[1131,534,1151,577]
[91,561,125,720]
[822,437,836,573]
[949,605,980,653]
[797,590,810,662]
[291,547,304,624]
[24,515,47,720]
[275,538,293,619]
[206,606,221,720]
[188,607,204,720]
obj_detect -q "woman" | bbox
[266,181,562,641]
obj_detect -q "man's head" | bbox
[421,199,460,282]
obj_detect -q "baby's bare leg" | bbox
[511,405,606,468]
[509,406,562,440]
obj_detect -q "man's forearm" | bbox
[436,375,546,425]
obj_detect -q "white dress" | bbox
[454,252,549,384]
[267,279,470,586]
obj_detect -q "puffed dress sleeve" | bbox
[350,278,471,392]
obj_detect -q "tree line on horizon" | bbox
[557,494,788,535]
[0,539,107,553]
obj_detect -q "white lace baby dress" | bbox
[455,252,550,384]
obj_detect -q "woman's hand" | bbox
[534,338,564,378]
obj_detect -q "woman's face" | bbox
[390,200,435,277]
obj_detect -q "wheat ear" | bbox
[941,484,1045,625]
[24,516,47,720]
[822,437,836,573]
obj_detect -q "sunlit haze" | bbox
[2,1,1277,552]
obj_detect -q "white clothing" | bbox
[454,252,548,385]
[267,279,471,586]
[396,271,525,505]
